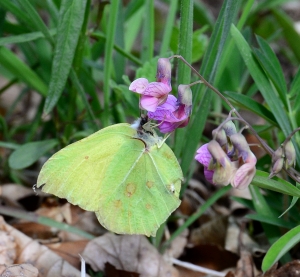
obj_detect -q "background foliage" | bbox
[1,0,300,273]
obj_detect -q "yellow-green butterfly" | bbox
[36,117,183,237]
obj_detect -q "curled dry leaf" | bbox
[82,233,179,277]
[0,263,38,277]
[0,216,89,277]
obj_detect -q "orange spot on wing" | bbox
[126,183,136,197]
[146,181,154,189]
[114,200,122,208]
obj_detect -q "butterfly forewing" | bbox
[37,124,135,211]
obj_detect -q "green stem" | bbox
[174,0,193,157]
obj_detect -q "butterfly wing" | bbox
[95,141,183,237]
[36,123,137,211]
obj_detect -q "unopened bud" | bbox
[269,158,284,178]
[156,58,172,88]
[178,85,192,107]
[272,147,283,163]
[284,141,296,168]
[222,121,237,137]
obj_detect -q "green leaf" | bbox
[262,225,300,272]
[180,0,242,176]
[0,0,33,29]
[17,0,54,45]
[252,170,300,198]
[290,66,300,97]
[272,9,300,63]
[0,47,47,96]
[223,91,278,126]
[278,183,300,218]
[8,139,58,170]
[254,35,288,108]
[246,213,296,229]
[44,0,87,115]
[230,24,294,141]
[0,29,57,46]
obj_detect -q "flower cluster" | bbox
[129,58,192,133]
[195,121,257,190]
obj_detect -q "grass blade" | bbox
[17,0,54,45]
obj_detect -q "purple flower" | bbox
[147,85,192,133]
[129,78,171,112]
[195,141,237,186]
[195,133,257,190]
[129,58,172,112]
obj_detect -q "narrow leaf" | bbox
[17,0,54,45]
[252,170,300,198]
[8,139,58,170]
[230,25,297,164]
[246,214,296,229]
[44,0,87,115]
[0,29,56,46]
[262,225,300,272]
[272,9,300,62]
[223,91,278,126]
[0,47,47,96]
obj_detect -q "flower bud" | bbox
[222,121,237,137]
[177,85,192,107]
[156,58,172,88]
[272,147,283,163]
[269,158,284,178]
[284,141,296,168]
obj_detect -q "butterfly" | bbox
[36,117,183,236]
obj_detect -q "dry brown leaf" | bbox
[82,233,179,277]
[0,263,38,277]
[0,216,89,277]
[234,250,254,277]
[0,230,16,264]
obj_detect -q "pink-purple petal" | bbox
[195,144,212,168]
[129,78,149,94]
[143,82,171,97]
[231,163,256,190]
[140,96,159,112]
